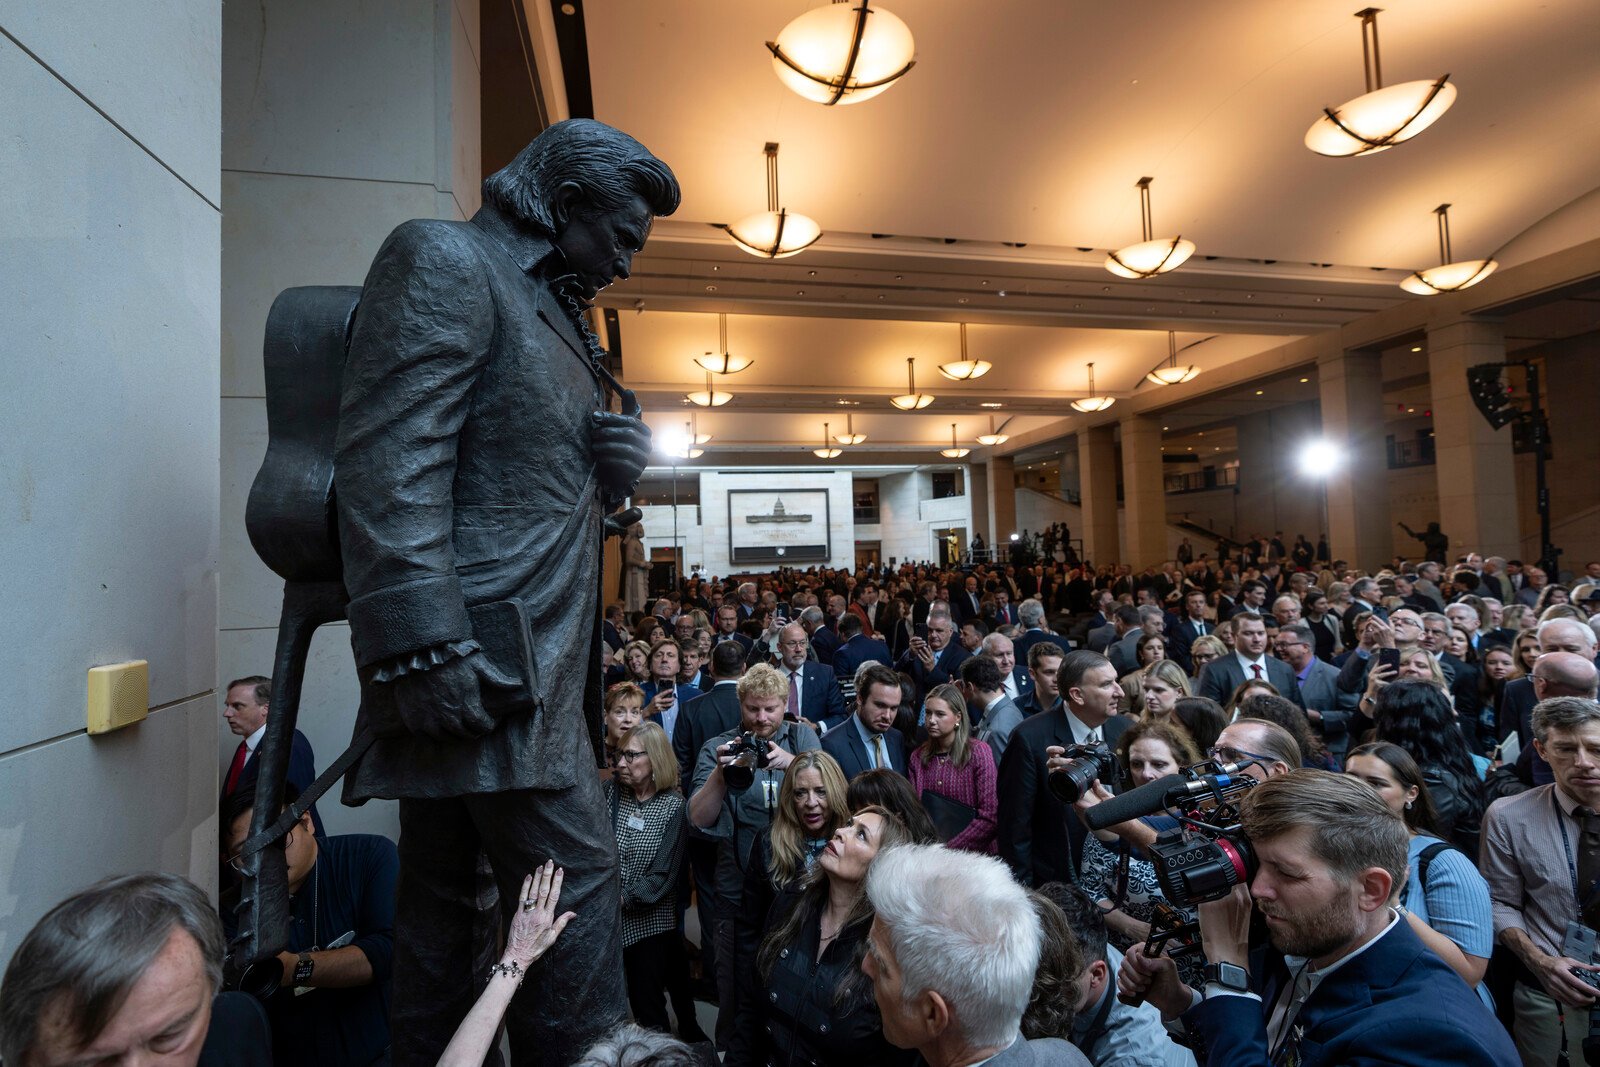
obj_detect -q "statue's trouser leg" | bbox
[391,774,625,1067]
[473,774,626,1067]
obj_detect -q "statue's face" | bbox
[553,193,653,301]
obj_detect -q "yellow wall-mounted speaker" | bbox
[87,660,149,735]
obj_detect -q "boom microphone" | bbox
[1083,774,1186,832]
[1082,764,1256,833]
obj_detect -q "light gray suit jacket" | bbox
[985,1036,1093,1066]
[975,694,1026,762]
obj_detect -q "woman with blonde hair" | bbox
[1186,634,1226,680]
[1139,660,1192,721]
[907,683,998,853]
[601,682,645,772]
[1510,630,1540,677]
[604,722,705,1042]
[620,639,652,685]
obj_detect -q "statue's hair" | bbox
[482,119,679,234]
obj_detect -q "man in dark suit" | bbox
[712,603,755,655]
[831,614,893,691]
[640,639,703,745]
[896,612,970,702]
[800,605,840,666]
[822,664,909,780]
[1197,612,1305,710]
[911,581,938,628]
[1017,642,1066,719]
[329,119,676,1064]
[221,676,323,836]
[951,573,986,626]
[1165,589,1214,674]
[1341,577,1389,649]
[1013,598,1072,665]
[1121,771,1516,1067]
[602,604,626,654]
[671,640,744,990]
[998,651,1132,886]
[775,622,847,732]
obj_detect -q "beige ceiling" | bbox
[580,0,1600,459]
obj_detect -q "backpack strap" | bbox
[1416,840,1458,894]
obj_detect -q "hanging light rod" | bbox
[940,422,971,459]
[676,420,704,459]
[938,322,992,381]
[1070,362,1116,412]
[976,414,1012,446]
[1305,8,1456,157]
[1400,204,1497,295]
[1105,177,1195,279]
[725,143,822,259]
[767,0,917,107]
[1141,332,1207,387]
[685,371,733,407]
[694,313,753,374]
[690,411,711,445]
[814,421,843,459]
[890,357,935,410]
[835,412,867,445]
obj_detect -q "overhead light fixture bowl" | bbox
[938,359,992,381]
[976,433,1009,446]
[768,1,916,107]
[1106,237,1196,279]
[694,351,754,374]
[1146,364,1201,385]
[1306,78,1456,156]
[1400,258,1497,295]
[1070,396,1117,413]
[726,209,823,260]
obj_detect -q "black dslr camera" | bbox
[1047,742,1119,804]
[721,730,772,790]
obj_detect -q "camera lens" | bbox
[1047,759,1100,804]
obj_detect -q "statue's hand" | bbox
[592,411,650,494]
[603,507,643,539]
[388,653,498,741]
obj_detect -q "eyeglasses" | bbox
[225,827,295,874]
[617,749,649,762]
[1207,745,1273,766]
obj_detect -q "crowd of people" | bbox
[7,539,1600,1065]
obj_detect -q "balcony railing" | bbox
[1386,436,1436,469]
[853,505,881,524]
[1164,467,1239,494]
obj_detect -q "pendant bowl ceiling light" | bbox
[726,143,822,260]
[690,412,712,445]
[1305,8,1456,158]
[1146,332,1202,385]
[975,414,1011,447]
[1400,204,1497,295]
[890,357,935,410]
[814,421,843,459]
[767,0,916,107]
[1105,178,1195,279]
[694,313,753,374]
[686,371,733,407]
[834,412,866,445]
[675,421,705,460]
[938,322,992,381]
[1070,362,1116,413]
[940,423,971,459]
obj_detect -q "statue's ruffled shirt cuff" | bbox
[369,639,481,683]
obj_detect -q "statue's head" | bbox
[482,119,680,301]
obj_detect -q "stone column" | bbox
[1078,426,1120,566]
[1426,318,1520,560]
[1316,347,1390,571]
[968,462,991,546]
[987,455,1017,552]
[1120,415,1168,568]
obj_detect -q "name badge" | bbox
[627,814,647,831]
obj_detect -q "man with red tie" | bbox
[221,675,322,836]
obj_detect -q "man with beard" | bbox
[1118,771,1516,1066]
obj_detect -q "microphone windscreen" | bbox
[1083,773,1187,832]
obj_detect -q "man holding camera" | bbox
[1119,770,1516,1066]
[1483,696,1600,1062]
[998,650,1132,887]
[688,662,819,1047]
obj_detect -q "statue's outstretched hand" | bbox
[389,653,499,741]
[603,507,643,539]
[592,411,650,495]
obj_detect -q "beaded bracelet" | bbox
[488,960,524,986]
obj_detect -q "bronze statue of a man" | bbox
[334,119,678,1064]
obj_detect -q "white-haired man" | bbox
[863,845,1091,1066]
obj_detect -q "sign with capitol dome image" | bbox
[729,489,831,563]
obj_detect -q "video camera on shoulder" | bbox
[1047,742,1119,804]
[722,730,772,790]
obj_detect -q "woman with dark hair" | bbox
[1223,678,1279,719]
[1237,692,1332,770]
[882,592,914,662]
[845,769,940,845]
[1372,679,1486,854]
[1345,742,1493,998]
[1135,632,1166,670]
[1534,582,1571,615]
[1478,645,1516,723]
[907,684,998,853]
[1020,889,1085,1042]
[1169,696,1227,757]
[729,806,915,1067]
